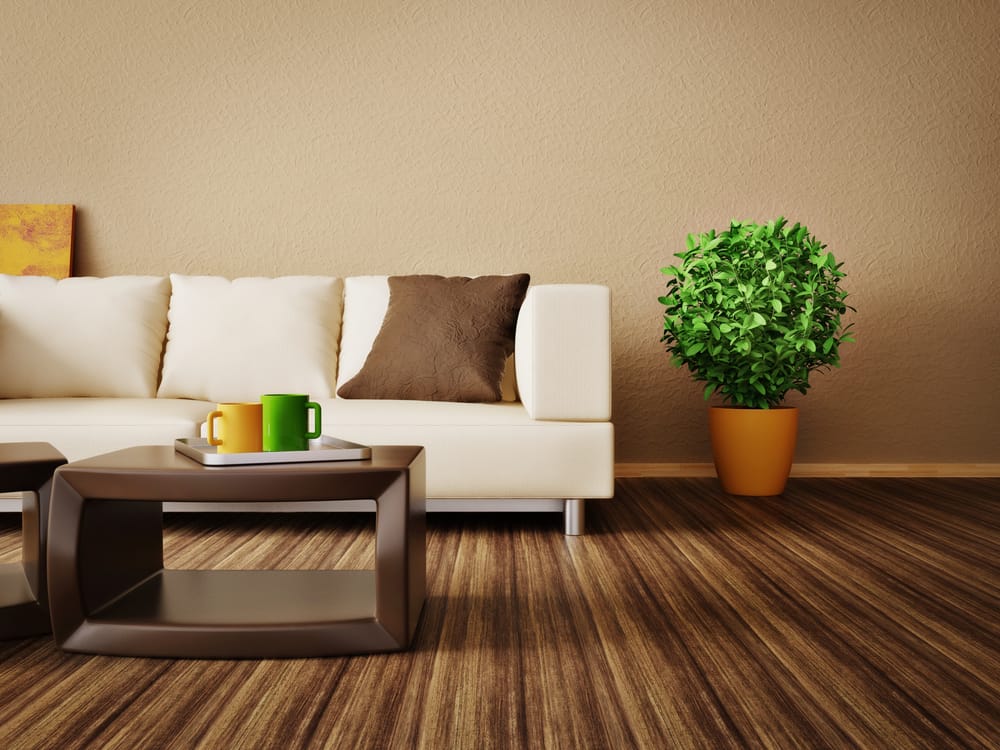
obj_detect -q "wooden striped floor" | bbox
[0,477,997,749]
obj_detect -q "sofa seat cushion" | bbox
[0,397,614,501]
[0,398,213,462]
[318,399,613,499]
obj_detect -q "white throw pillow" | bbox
[337,275,518,401]
[157,275,342,402]
[0,275,170,398]
[336,276,392,392]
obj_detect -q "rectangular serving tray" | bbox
[175,436,372,466]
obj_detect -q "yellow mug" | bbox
[206,402,263,454]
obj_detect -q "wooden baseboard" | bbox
[615,463,1000,478]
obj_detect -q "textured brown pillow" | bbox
[337,274,530,402]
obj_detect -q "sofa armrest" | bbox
[514,284,611,421]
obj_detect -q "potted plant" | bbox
[659,217,854,495]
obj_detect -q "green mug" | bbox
[260,394,322,452]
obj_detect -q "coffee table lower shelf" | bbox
[62,570,394,659]
[94,569,376,625]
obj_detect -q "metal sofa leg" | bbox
[564,498,585,536]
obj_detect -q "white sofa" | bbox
[0,274,613,534]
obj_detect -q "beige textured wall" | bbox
[4,0,998,463]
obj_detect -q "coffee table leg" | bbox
[0,483,52,638]
[49,477,164,649]
[375,453,426,647]
[1,442,66,639]
[20,480,50,605]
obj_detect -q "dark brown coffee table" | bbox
[47,444,425,658]
[0,442,67,639]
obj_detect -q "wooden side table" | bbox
[47,445,426,658]
[0,442,67,639]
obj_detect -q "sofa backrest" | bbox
[0,274,520,403]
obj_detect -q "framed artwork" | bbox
[0,204,75,279]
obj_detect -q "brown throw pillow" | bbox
[337,274,530,402]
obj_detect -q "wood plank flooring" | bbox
[0,477,997,749]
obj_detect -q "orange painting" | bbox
[0,204,75,279]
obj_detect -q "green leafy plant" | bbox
[659,217,854,408]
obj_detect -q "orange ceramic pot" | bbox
[708,406,798,496]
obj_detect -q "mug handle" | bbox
[306,401,322,439]
[207,410,223,446]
